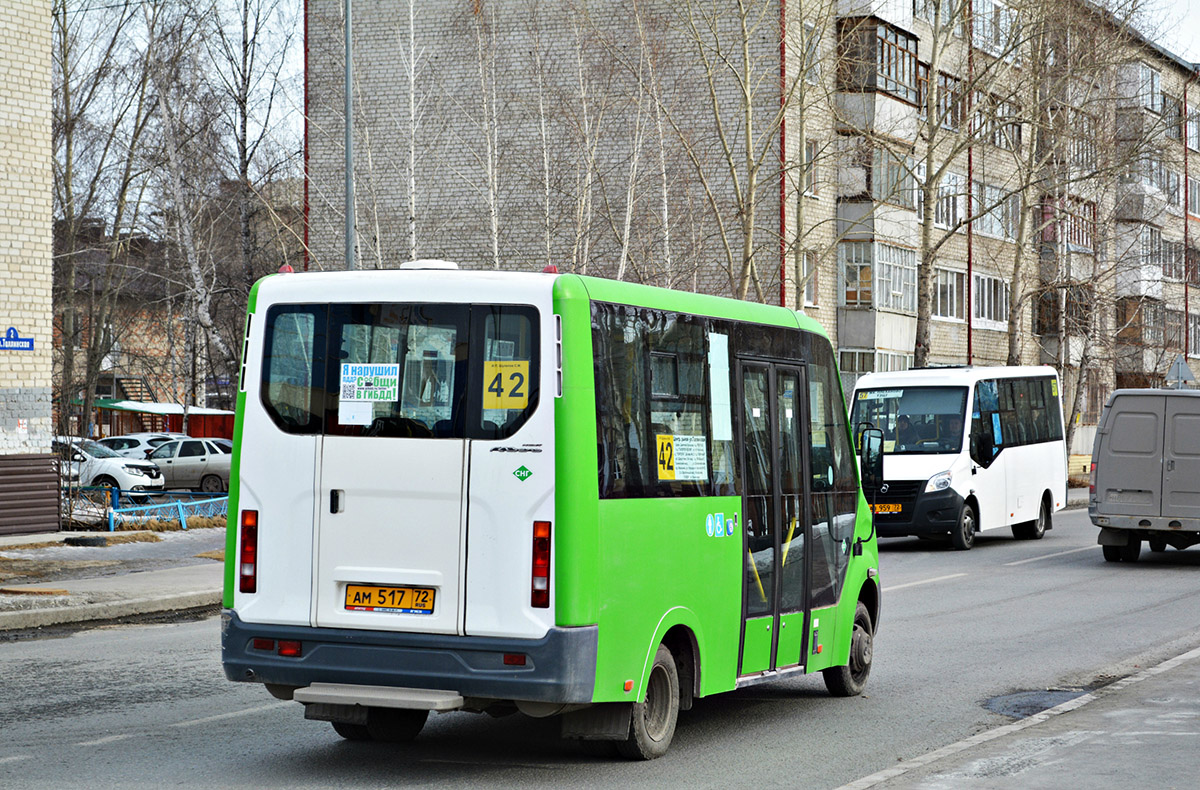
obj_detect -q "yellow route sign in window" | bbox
[483,360,530,409]
[656,434,676,480]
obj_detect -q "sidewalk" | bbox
[0,529,224,632]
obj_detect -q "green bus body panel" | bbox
[741,617,773,675]
[777,610,806,666]
[224,276,267,608]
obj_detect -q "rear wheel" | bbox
[199,474,224,493]
[1102,544,1122,563]
[951,503,976,551]
[616,644,679,760]
[823,601,874,697]
[1149,537,1168,553]
[1012,499,1049,540]
[1119,538,1141,563]
[331,721,372,741]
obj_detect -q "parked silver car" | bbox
[97,432,189,459]
[147,438,231,493]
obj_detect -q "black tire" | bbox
[93,476,119,490]
[332,721,372,741]
[823,601,874,697]
[1012,499,1049,540]
[1149,537,1167,553]
[1119,538,1141,563]
[951,503,976,551]
[200,474,224,494]
[332,707,428,743]
[616,644,679,760]
[1102,544,1122,562]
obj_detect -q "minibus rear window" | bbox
[260,303,538,439]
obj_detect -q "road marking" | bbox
[169,702,291,729]
[1004,545,1099,566]
[0,755,32,765]
[76,734,134,747]
[882,573,966,592]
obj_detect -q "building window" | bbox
[1163,239,1185,280]
[936,172,965,228]
[1189,176,1200,216]
[1190,314,1200,357]
[876,244,918,313]
[973,273,1010,327]
[838,20,919,105]
[1163,93,1183,139]
[1167,309,1185,350]
[801,249,818,306]
[803,140,820,196]
[841,241,873,306]
[803,22,821,85]
[1165,169,1182,207]
[1189,246,1200,286]
[1072,110,1097,170]
[1083,370,1108,424]
[973,181,1019,239]
[1045,196,1096,251]
[838,348,912,396]
[1141,225,1162,269]
[872,149,915,208]
[984,95,1021,150]
[938,72,965,130]
[1139,62,1161,113]
[974,0,1018,57]
[915,0,960,30]
[1143,301,1164,347]
[934,268,966,320]
[1189,113,1200,152]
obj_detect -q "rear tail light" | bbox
[531,520,551,608]
[278,640,302,657]
[1089,462,1096,496]
[239,510,258,593]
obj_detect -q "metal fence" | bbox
[59,486,228,531]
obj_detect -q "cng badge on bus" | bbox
[513,465,533,482]
[706,512,738,537]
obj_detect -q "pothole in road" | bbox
[984,688,1091,719]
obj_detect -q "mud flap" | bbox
[1097,527,1134,546]
[560,702,633,740]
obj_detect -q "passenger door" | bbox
[737,361,809,676]
[1162,395,1200,520]
[969,380,1008,530]
[173,440,210,489]
[148,441,182,489]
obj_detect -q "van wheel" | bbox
[364,707,428,742]
[1012,499,1049,540]
[617,644,679,760]
[823,601,873,697]
[951,503,976,550]
[1119,539,1141,563]
[1149,537,1167,553]
[332,721,372,741]
[200,474,224,493]
[1102,545,1122,563]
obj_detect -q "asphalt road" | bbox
[2,508,1199,788]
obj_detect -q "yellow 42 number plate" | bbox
[871,503,902,513]
[345,584,435,614]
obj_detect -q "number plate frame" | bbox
[871,503,902,513]
[344,584,436,614]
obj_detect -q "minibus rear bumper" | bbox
[873,488,965,537]
[221,610,597,704]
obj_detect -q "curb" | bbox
[0,589,221,632]
[835,643,1200,789]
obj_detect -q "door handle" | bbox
[1167,460,1175,472]
[330,489,344,514]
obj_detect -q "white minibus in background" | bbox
[850,366,1067,550]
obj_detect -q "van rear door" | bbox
[1095,394,1164,516]
[1162,395,1200,520]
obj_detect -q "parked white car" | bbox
[53,437,164,493]
[147,438,231,492]
[97,432,189,459]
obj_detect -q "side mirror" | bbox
[73,452,86,463]
[859,427,884,489]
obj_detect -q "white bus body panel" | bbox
[235,270,557,640]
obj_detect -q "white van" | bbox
[850,366,1068,550]
[1089,389,1200,562]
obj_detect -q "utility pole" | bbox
[344,0,357,270]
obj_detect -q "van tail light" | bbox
[531,521,551,608]
[1089,462,1096,496]
[239,510,259,593]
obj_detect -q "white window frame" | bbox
[934,268,966,321]
[875,243,918,313]
[801,249,819,307]
[1140,62,1161,113]
[973,273,1010,329]
[840,241,874,307]
[935,172,965,229]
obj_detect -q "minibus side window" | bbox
[261,306,326,434]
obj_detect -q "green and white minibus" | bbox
[222,261,882,759]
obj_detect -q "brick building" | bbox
[304,0,1199,454]
[0,0,57,533]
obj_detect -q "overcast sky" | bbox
[1148,0,1200,63]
